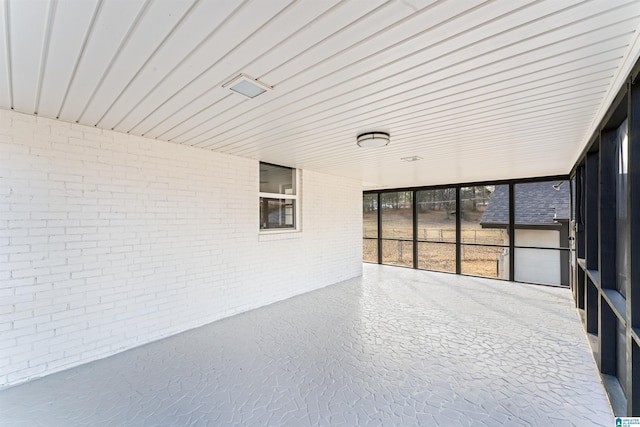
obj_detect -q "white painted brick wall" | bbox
[0,109,363,387]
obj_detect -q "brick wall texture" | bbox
[0,109,363,387]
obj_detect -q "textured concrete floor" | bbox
[0,264,612,426]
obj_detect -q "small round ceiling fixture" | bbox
[357,132,390,148]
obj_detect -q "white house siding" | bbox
[514,229,561,285]
[0,109,363,387]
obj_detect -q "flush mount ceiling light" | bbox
[223,74,272,98]
[401,156,423,162]
[356,132,390,148]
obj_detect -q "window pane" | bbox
[363,194,378,238]
[461,244,508,279]
[514,248,568,286]
[510,178,572,286]
[417,242,455,273]
[260,163,295,194]
[617,318,628,394]
[260,198,294,229]
[514,180,568,250]
[381,192,413,239]
[617,119,628,297]
[461,185,508,245]
[363,238,378,263]
[416,188,456,243]
[382,239,413,267]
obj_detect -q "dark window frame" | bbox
[362,174,569,286]
[259,162,298,231]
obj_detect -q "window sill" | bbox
[259,229,303,241]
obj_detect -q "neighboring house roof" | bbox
[480,182,570,228]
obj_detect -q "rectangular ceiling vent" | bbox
[223,74,272,99]
[401,156,423,162]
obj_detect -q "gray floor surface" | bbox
[0,264,613,426]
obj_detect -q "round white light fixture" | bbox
[357,132,390,148]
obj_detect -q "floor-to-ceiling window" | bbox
[362,193,378,264]
[381,191,413,267]
[514,181,570,286]
[363,179,569,285]
[460,185,509,279]
[416,188,456,273]
[616,119,629,397]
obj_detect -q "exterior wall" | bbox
[513,229,561,285]
[0,109,363,387]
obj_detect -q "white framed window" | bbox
[259,162,299,231]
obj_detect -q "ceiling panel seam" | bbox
[159,92,237,142]
[198,59,618,155]
[185,0,506,147]
[176,1,616,150]
[88,0,200,128]
[213,26,632,149]
[187,0,564,146]
[262,0,441,87]
[106,0,251,131]
[121,0,298,134]
[250,100,597,153]
[137,0,350,137]
[75,0,152,124]
[189,39,626,152]
[299,119,593,166]
[146,0,404,140]
[250,88,605,156]
[33,0,56,115]
[2,0,13,109]
[228,59,615,155]
[233,103,599,162]
[55,0,103,120]
[143,0,427,139]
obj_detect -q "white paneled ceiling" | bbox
[2,0,640,188]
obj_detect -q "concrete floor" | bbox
[0,264,612,426]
